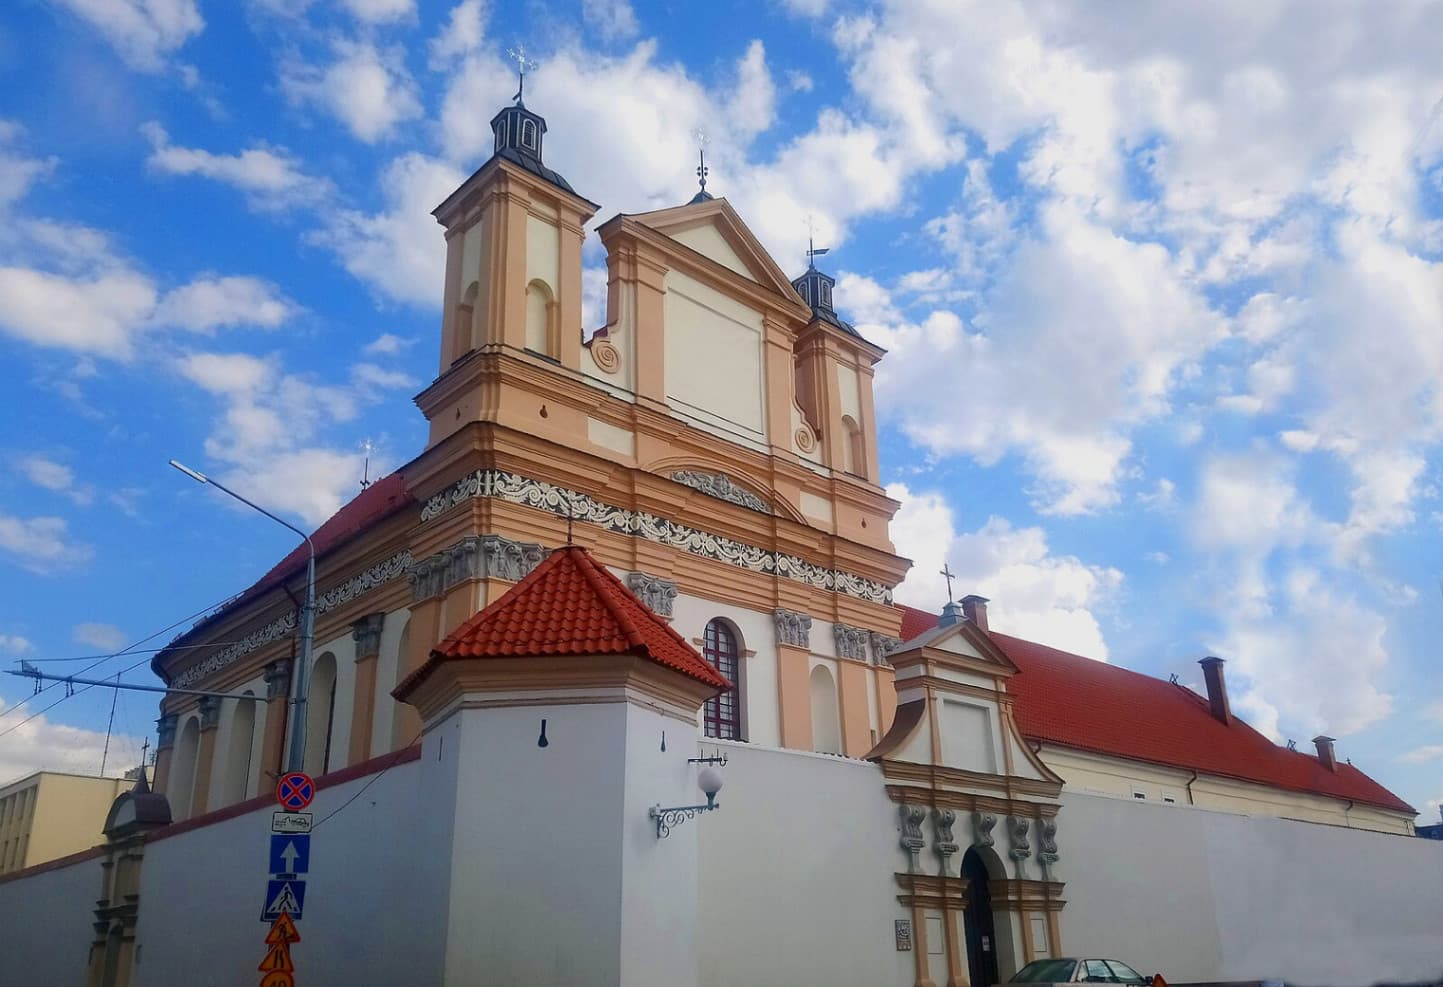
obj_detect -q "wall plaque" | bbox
[894,918,913,951]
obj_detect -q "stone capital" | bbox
[625,572,678,618]
[833,622,868,662]
[264,658,293,701]
[773,608,812,649]
[351,612,386,658]
[155,713,179,750]
[197,695,221,731]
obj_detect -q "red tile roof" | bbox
[895,604,1413,814]
[154,473,414,679]
[399,546,729,694]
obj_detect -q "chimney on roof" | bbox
[1197,656,1232,726]
[938,600,965,627]
[961,595,990,632]
[1313,735,1337,772]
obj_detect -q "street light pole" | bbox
[170,460,315,774]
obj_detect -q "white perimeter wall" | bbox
[0,850,98,985]
[1060,790,1443,986]
[698,740,914,987]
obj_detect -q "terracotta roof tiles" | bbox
[896,604,1413,814]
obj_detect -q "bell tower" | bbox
[419,59,600,450]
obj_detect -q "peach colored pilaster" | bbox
[944,906,968,987]
[558,212,585,369]
[392,594,441,749]
[776,643,814,751]
[629,247,670,408]
[858,362,882,482]
[497,190,531,351]
[258,659,292,795]
[835,659,874,757]
[190,696,220,816]
[152,713,177,795]
[348,613,384,765]
[912,905,939,987]
[762,323,797,455]
[440,227,465,370]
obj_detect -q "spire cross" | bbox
[507,45,538,105]
[804,215,829,270]
[939,563,956,603]
[692,128,711,194]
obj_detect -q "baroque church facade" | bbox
[5,90,1440,987]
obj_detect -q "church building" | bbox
[2,87,1441,987]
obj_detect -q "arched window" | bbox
[525,279,556,358]
[702,619,742,740]
[809,664,841,754]
[305,653,338,777]
[221,693,257,805]
[521,119,538,150]
[494,118,508,153]
[170,715,200,820]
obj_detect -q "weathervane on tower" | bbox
[805,215,830,270]
[692,128,711,196]
[507,44,538,105]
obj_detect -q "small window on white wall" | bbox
[1163,795,1178,804]
[1132,790,1148,800]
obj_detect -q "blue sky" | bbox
[2,0,1442,819]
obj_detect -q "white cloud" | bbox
[582,0,639,42]
[727,41,777,141]
[428,0,487,68]
[362,333,413,356]
[318,153,463,306]
[786,70,813,93]
[1399,745,1443,765]
[0,124,55,209]
[178,352,274,396]
[18,456,93,506]
[73,622,128,651]
[350,362,417,390]
[142,123,331,209]
[888,483,1121,658]
[0,635,34,656]
[0,693,145,782]
[340,0,414,24]
[0,514,92,573]
[153,276,296,333]
[283,40,422,144]
[53,0,204,72]
[0,268,157,357]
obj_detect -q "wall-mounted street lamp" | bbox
[169,459,316,774]
[649,766,724,839]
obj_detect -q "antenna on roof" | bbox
[1168,672,1179,684]
[1286,739,1297,750]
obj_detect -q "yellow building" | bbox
[0,770,140,874]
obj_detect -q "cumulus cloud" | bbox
[0,635,34,656]
[361,333,413,356]
[283,40,423,144]
[73,622,128,651]
[888,483,1121,658]
[142,123,332,209]
[339,0,414,24]
[582,0,639,42]
[0,692,145,782]
[1399,745,1443,765]
[18,455,94,506]
[52,0,203,72]
[0,514,93,573]
[428,0,487,68]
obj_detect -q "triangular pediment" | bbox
[630,198,805,304]
[893,619,1019,677]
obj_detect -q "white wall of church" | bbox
[663,270,768,446]
[697,739,914,987]
[1058,789,1443,985]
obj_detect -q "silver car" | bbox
[1008,958,1152,986]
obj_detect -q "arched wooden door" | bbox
[962,847,1000,987]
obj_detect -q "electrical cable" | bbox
[310,730,425,833]
[0,593,239,722]
[0,651,156,740]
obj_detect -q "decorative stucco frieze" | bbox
[171,549,413,689]
[155,713,178,750]
[1008,816,1031,862]
[899,803,927,874]
[933,808,959,872]
[774,609,813,648]
[833,623,868,662]
[669,470,772,514]
[351,613,386,657]
[869,632,902,667]
[264,659,292,700]
[420,469,894,606]
[1038,818,1059,867]
[973,811,997,848]
[626,572,678,617]
[198,696,221,731]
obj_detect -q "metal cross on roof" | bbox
[692,128,711,195]
[805,215,829,269]
[939,562,956,603]
[507,45,538,105]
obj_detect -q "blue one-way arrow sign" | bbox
[269,834,310,877]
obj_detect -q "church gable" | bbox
[630,198,806,305]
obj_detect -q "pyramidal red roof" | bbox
[401,546,729,693]
[895,604,1413,814]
